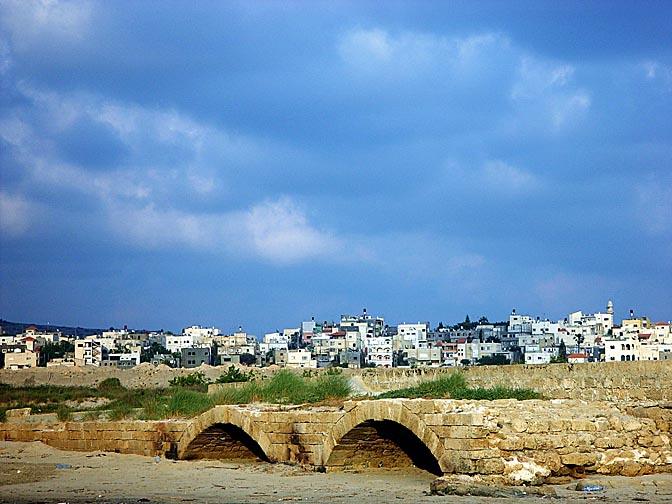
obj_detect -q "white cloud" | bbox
[1,83,344,264]
[0,191,32,236]
[0,0,93,50]
[244,199,336,263]
[337,27,507,79]
[106,197,337,264]
[641,60,672,92]
[338,28,393,65]
[510,56,591,132]
[443,159,540,195]
[482,160,539,193]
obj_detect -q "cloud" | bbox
[509,56,591,132]
[0,0,93,50]
[106,197,338,264]
[443,159,541,195]
[641,60,672,92]
[0,191,32,237]
[337,27,508,81]
[0,82,344,264]
[482,160,540,193]
[245,198,335,263]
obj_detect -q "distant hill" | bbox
[0,319,106,337]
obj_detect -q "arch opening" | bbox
[182,423,268,462]
[326,420,442,475]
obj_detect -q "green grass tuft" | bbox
[166,389,214,418]
[378,372,542,401]
[212,369,352,406]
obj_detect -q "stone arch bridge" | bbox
[177,398,672,483]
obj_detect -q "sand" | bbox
[1,441,672,503]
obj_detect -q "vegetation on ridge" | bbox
[377,372,543,401]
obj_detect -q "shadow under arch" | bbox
[182,422,269,461]
[326,419,443,475]
[177,407,273,462]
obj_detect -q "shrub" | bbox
[215,365,254,384]
[107,402,135,420]
[97,377,124,393]
[169,371,211,389]
[56,404,72,422]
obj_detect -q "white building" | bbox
[395,322,429,350]
[74,340,102,366]
[163,333,194,354]
[183,325,221,344]
[258,332,289,354]
[364,335,393,367]
[286,349,317,368]
[525,351,552,365]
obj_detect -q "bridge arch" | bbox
[322,401,446,475]
[177,406,274,461]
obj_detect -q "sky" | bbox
[1,0,671,335]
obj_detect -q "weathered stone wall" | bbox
[358,361,672,401]
[0,419,189,457]
[3,398,672,485]
[176,399,672,484]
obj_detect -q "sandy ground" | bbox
[1,441,672,504]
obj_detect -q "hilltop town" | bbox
[1,301,670,371]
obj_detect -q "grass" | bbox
[212,369,353,405]
[0,379,216,421]
[377,372,543,401]
[0,369,541,422]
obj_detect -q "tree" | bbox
[140,342,170,363]
[38,340,75,366]
[477,354,510,366]
[557,341,568,362]
[239,353,256,366]
[573,333,585,353]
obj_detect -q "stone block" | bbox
[560,452,598,466]
[496,436,524,451]
[433,425,490,439]
[440,450,476,474]
[462,449,501,460]
[5,408,31,420]
[638,435,665,448]
[594,436,626,449]
[510,419,528,433]
[294,433,326,445]
[525,420,550,434]
[623,419,643,432]
[570,419,596,432]
[474,457,506,474]
[443,437,490,451]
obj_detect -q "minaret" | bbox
[607,300,614,315]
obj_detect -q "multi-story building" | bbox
[286,349,316,368]
[395,322,429,350]
[181,346,212,368]
[1,344,37,369]
[163,333,194,354]
[74,339,102,366]
[183,325,221,344]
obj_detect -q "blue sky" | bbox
[1,0,670,335]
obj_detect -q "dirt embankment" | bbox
[0,363,237,389]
